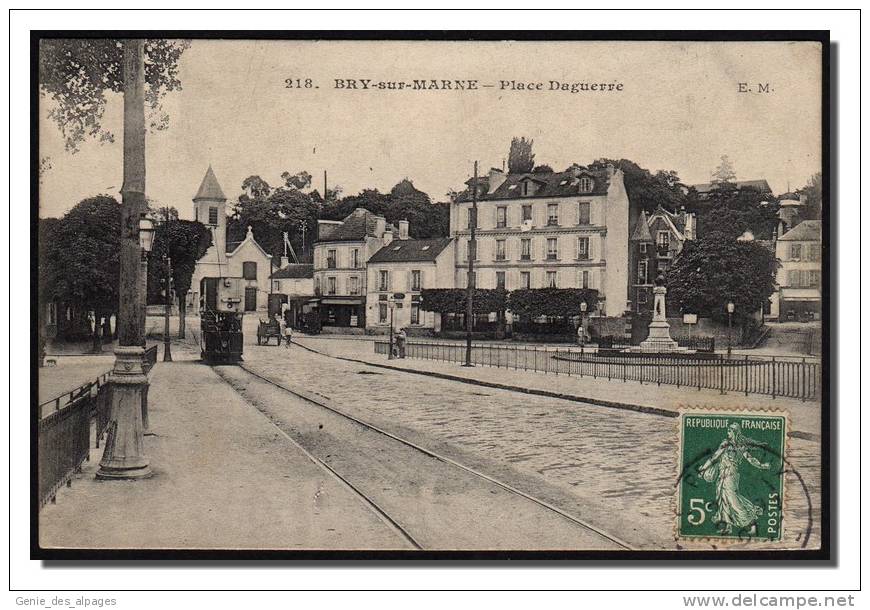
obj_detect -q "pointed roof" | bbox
[779,220,821,242]
[631,210,653,242]
[194,165,226,201]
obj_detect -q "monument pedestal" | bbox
[638,280,680,353]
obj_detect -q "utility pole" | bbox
[163,253,173,362]
[97,39,152,480]
[464,161,478,367]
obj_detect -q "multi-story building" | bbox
[313,208,395,330]
[772,220,822,321]
[449,163,630,316]
[688,179,772,202]
[365,236,455,333]
[269,262,315,328]
[629,205,696,314]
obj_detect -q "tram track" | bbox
[212,361,632,551]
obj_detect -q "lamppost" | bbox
[726,301,735,358]
[97,40,152,480]
[579,301,588,350]
[388,298,395,360]
[162,253,173,362]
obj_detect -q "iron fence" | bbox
[597,334,715,353]
[38,379,112,508]
[373,340,820,401]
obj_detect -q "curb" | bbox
[293,340,822,443]
[293,341,679,419]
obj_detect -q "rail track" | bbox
[212,362,632,551]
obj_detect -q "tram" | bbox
[199,276,245,364]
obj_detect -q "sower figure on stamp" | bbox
[697,423,770,535]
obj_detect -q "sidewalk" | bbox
[39,353,410,550]
[296,337,822,440]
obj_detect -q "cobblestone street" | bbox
[242,338,821,550]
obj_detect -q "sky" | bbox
[38,39,823,219]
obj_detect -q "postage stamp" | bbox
[677,411,788,542]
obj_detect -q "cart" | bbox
[256,318,282,345]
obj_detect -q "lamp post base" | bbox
[96,346,152,481]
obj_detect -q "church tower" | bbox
[193,165,227,256]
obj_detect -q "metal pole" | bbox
[97,39,151,480]
[388,302,394,360]
[464,161,478,367]
[727,311,733,358]
[163,255,173,362]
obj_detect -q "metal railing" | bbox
[373,340,820,401]
[598,335,715,353]
[38,378,112,508]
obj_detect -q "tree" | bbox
[43,196,122,351]
[38,39,189,152]
[420,288,507,314]
[281,170,313,191]
[148,220,212,338]
[241,175,272,200]
[230,185,320,259]
[666,235,779,327]
[532,164,554,173]
[695,185,780,241]
[796,172,822,223]
[594,158,687,213]
[508,137,535,174]
[506,288,598,320]
[711,155,737,186]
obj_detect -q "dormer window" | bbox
[521,179,539,197]
[579,177,593,193]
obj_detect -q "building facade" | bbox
[772,220,822,321]
[365,236,455,333]
[450,164,630,316]
[189,166,275,312]
[313,208,395,330]
[629,205,696,314]
[270,262,315,327]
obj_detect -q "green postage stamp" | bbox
[677,411,788,541]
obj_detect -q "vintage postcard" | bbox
[34,33,828,558]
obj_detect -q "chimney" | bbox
[280,256,289,268]
[374,216,386,237]
[488,168,507,194]
[383,230,394,246]
[398,220,409,240]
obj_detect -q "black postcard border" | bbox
[25,28,833,568]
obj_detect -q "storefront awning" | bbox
[320,297,365,306]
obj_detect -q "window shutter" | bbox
[588,237,594,260]
[407,270,412,291]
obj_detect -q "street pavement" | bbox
[243,338,822,550]
[39,351,411,550]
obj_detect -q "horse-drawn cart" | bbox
[256,318,282,345]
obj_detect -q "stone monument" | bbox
[639,273,679,352]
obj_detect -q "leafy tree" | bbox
[43,196,122,351]
[695,185,780,241]
[508,137,535,174]
[507,288,598,320]
[230,186,320,258]
[711,154,737,186]
[420,288,507,314]
[796,172,822,223]
[241,175,272,200]
[666,235,779,327]
[595,158,686,213]
[38,39,189,152]
[148,220,212,338]
[281,170,313,191]
[532,164,554,173]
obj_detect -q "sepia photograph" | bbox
[32,32,829,558]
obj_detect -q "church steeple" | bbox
[193,165,227,255]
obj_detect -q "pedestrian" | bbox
[397,327,407,359]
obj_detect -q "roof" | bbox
[691,179,772,195]
[368,237,453,264]
[630,210,653,242]
[317,208,393,243]
[194,165,227,201]
[456,165,613,202]
[779,220,821,242]
[270,263,314,279]
[649,204,687,236]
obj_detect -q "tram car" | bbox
[199,276,245,364]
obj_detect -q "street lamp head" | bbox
[727,301,735,314]
[580,301,588,313]
[139,215,155,252]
